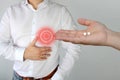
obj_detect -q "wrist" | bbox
[106,29,120,49]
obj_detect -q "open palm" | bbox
[56,18,109,46]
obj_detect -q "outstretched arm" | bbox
[56,18,120,50]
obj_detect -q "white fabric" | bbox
[0,0,81,80]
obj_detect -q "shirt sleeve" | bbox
[51,7,81,80]
[0,7,25,62]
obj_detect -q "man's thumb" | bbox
[30,38,37,46]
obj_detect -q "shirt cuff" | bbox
[15,48,25,62]
[51,72,63,80]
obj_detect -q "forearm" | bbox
[107,30,120,50]
[0,41,25,61]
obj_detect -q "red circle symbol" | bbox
[36,27,55,46]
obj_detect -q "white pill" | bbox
[83,32,87,36]
[87,32,91,35]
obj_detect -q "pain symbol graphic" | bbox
[36,27,55,46]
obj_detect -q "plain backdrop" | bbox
[0,0,120,80]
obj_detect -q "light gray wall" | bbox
[0,0,120,80]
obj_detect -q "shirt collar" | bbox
[23,0,49,9]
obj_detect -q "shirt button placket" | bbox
[31,12,37,40]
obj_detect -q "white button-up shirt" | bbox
[0,0,80,80]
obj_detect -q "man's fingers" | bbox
[39,47,52,52]
[40,57,47,60]
[56,30,76,38]
[56,30,85,39]
[38,52,51,60]
[57,30,76,33]
[78,18,94,26]
[41,53,51,57]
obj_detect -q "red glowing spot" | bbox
[36,27,55,46]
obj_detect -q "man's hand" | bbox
[56,18,109,46]
[24,38,52,60]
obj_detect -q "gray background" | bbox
[0,0,120,80]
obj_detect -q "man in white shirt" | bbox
[0,0,80,80]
